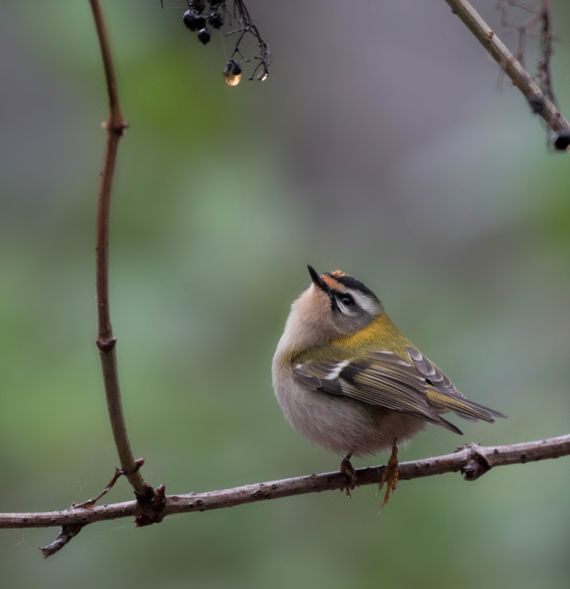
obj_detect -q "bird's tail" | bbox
[426,389,507,423]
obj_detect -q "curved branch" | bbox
[89,0,155,501]
[1,434,568,531]
[445,0,570,137]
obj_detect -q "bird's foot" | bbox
[340,454,358,498]
[379,438,399,507]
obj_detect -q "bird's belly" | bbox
[273,371,425,457]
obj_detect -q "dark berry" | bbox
[208,13,224,29]
[183,10,205,31]
[224,59,242,86]
[224,59,242,76]
[197,27,211,45]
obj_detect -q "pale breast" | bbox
[272,359,425,456]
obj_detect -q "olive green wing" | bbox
[405,346,506,421]
[293,347,505,433]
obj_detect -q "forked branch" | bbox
[445,0,570,146]
[5,0,569,561]
[0,434,568,535]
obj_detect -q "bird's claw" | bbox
[379,438,399,507]
[340,454,357,498]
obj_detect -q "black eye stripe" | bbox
[330,290,356,309]
[339,293,355,306]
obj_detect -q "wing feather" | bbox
[293,345,505,431]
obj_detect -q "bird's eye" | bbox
[339,294,355,307]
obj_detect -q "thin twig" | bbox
[71,461,142,509]
[537,0,556,103]
[89,0,155,502]
[1,434,568,534]
[39,525,83,559]
[498,0,542,67]
[445,0,570,136]
[39,1,165,556]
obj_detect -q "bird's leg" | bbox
[379,438,399,507]
[340,453,358,497]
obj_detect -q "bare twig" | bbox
[39,525,83,559]
[498,0,542,67]
[230,0,271,81]
[37,1,165,557]
[1,434,568,538]
[537,0,556,103]
[498,0,557,103]
[445,0,570,139]
[89,0,156,503]
[71,461,143,509]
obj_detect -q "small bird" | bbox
[272,266,506,504]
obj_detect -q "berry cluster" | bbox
[174,0,270,86]
[182,0,224,46]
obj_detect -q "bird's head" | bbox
[281,266,384,349]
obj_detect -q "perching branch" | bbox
[445,0,570,146]
[6,0,569,560]
[89,0,158,504]
[0,434,568,537]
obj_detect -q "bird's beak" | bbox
[307,265,331,296]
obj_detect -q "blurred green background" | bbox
[1,1,569,587]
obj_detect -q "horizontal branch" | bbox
[1,434,568,531]
[445,0,570,137]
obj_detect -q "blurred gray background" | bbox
[1,1,569,587]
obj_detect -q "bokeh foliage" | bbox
[0,1,569,587]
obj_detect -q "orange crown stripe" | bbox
[322,275,342,290]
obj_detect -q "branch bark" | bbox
[1,434,568,531]
[445,0,570,139]
[89,0,155,503]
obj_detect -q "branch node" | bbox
[461,445,492,481]
[96,336,117,352]
[135,483,167,527]
[101,118,129,136]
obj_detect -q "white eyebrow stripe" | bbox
[351,291,378,314]
[326,359,351,380]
